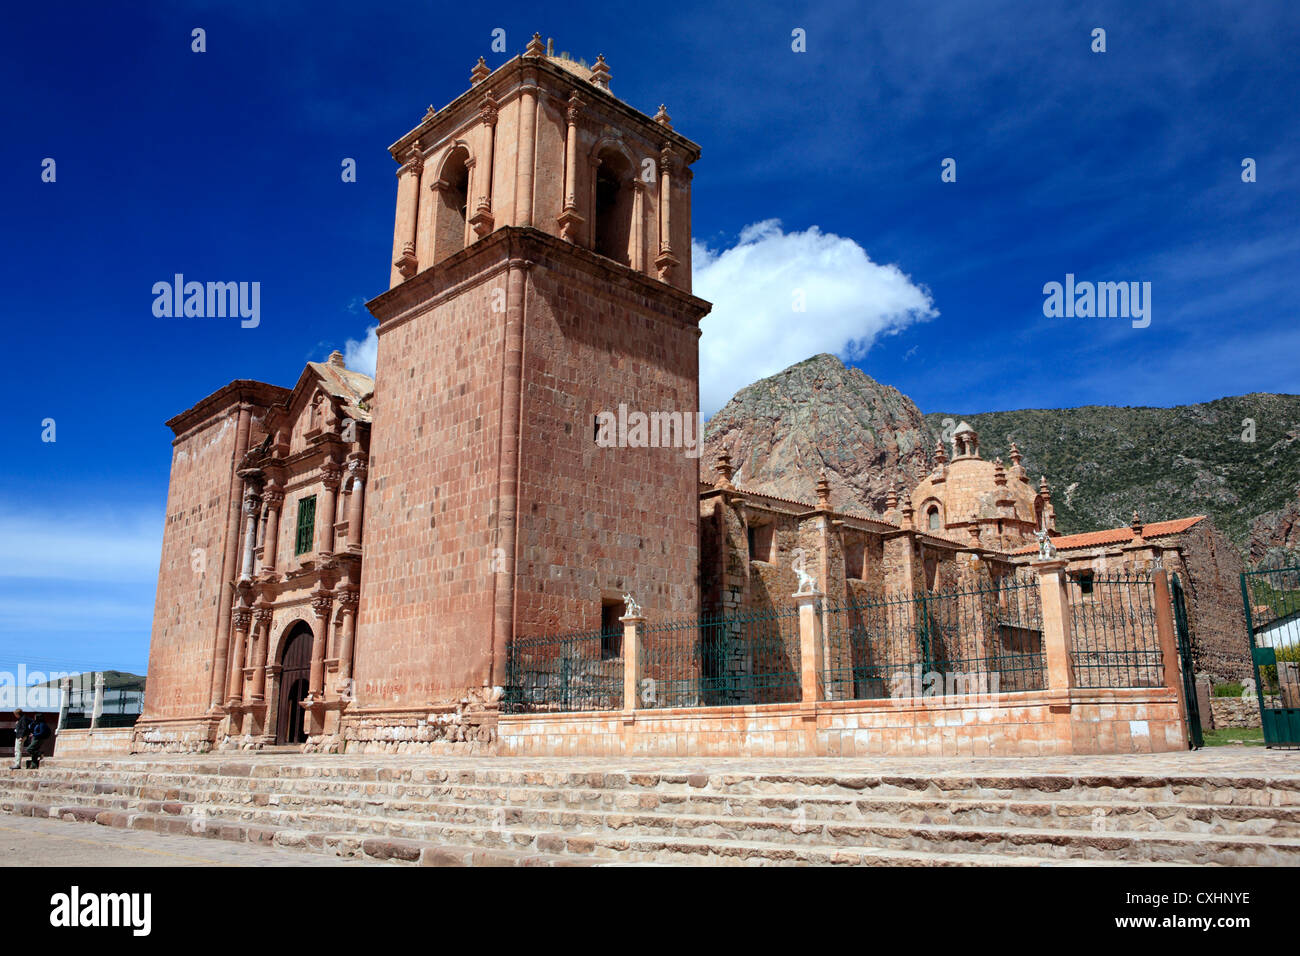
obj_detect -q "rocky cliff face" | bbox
[704,353,1300,557]
[702,353,933,515]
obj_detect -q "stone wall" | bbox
[1208,695,1275,729]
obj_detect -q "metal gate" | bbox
[1171,574,1203,749]
[1240,562,1300,748]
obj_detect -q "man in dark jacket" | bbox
[24,717,50,769]
[11,710,32,770]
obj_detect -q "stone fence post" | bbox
[795,590,824,703]
[56,676,72,732]
[621,612,645,713]
[90,671,106,729]
[1032,560,1075,692]
[1151,566,1190,745]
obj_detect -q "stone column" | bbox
[654,146,679,281]
[1152,565,1190,746]
[318,463,341,556]
[1033,559,1075,692]
[335,590,359,687]
[345,460,366,549]
[391,145,424,285]
[260,489,282,573]
[621,610,645,712]
[514,78,538,229]
[249,608,271,702]
[470,95,498,237]
[630,179,646,272]
[795,589,825,703]
[90,672,105,729]
[238,484,262,581]
[558,92,585,242]
[227,606,251,706]
[309,592,332,700]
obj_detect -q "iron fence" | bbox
[640,606,802,708]
[1068,570,1162,688]
[823,572,1045,700]
[503,627,624,714]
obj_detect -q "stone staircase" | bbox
[3,754,1300,865]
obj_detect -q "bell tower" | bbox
[349,35,711,731]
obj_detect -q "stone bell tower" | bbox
[347,35,711,737]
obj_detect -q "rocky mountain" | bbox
[702,354,933,516]
[703,354,1300,556]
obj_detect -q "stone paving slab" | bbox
[0,814,390,867]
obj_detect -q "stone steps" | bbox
[5,774,1299,839]
[4,756,1299,865]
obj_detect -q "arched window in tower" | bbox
[434,146,471,261]
[927,506,940,531]
[593,147,633,266]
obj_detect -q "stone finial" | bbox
[969,525,982,546]
[815,469,831,510]
[885,482,899,512]
[525,33,546,57]
[714,449,734,490]
[993,457,1007,485]
[589,53,611,90]
[471,56,490,85]
[1009,441,1023,467]
[654,103,673,128]
[901,496,914,530]
[1130,510,1145,545]
[934,438,947,466]
[328,350,345,368]
[1039,475,1052,501]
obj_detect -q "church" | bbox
[131,37,1241,758]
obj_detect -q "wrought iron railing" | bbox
[1068,571,1162,688]
[823,572,1045,700]
[503,627,624,714]
[640,606,802,708]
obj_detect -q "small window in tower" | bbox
[1075,571,1094,596]
[600,601,623,660]
[748,523,774,563]
[928,507,940,531]
[294,495,317,556]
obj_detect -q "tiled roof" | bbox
[1011,516,1205,554]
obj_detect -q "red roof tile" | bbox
[1012,516,1206,554]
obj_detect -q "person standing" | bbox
[25,716,50,769]
[11,710,32,770]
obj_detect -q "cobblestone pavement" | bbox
[68,748,1300,777]
[0,815,389,867]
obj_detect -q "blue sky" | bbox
[3,0,1297,680]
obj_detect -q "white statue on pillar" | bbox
[1035,528,1057,560]
[622,592,641,618]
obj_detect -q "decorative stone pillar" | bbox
[211,404,252,711]
[470,95,498,237]
[621,606,645,713]
[558,92,585,242]
[630,178,647,272]
[1033,559,1075,692]
[335,589,359,688]
[794,588,825,703]
[227,606,252,706]
[345,459,366,549]
[309,592,333,700]
[391,145,424,284]
[654,145,679,281]
[318,463,341,556]
[90,672,105,729]
[239,485,262,582]
[249,608,271,702]
[260,488,283,573]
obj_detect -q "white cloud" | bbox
[0,509,162,584]
[343,325,378,376]
[694,220,937,416]
[334,221,936,414]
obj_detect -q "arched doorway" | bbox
[275,622,313,745]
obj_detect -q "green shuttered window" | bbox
[295,495,317,556]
